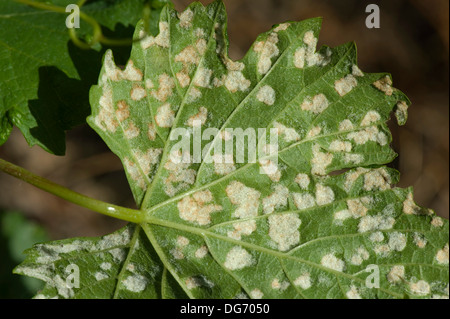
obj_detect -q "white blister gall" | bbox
[257,85,276,106]
[268,213,301,251]
[321,253,345,272]
[177,190,222,225]
[224,246,254,270]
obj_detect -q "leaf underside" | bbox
[15,1,449,299]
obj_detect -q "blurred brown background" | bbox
[0,0,448,240]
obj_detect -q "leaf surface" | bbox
[16,1,449,299]
[14,224,177,298]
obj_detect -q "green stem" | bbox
[0,158,143,223]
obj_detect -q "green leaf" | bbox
[0,0,170,154]
[14,224,171,298]
[17,1,449,299]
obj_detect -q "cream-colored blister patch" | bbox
[223,71,251,93]
[301,94,329,114]
[155,103,175,128]
[187,106,208,127]
[372,75,393,96]
[346,286,362,299]
[271,278,290,291]
[124,122,140,139]
[273,122,300,142]
[195,245,208,259]
[262,185,289,214]
[227,220,257,240]
[387,265,405,284]
[257,85,276,105]
[140,21,170,49]
[224,246,254,270]
[329,140,352,152]
[250,289,264,299]
[409,280,431,296]
[193,67,213,88]
[211,153,236,176]
[254,32,279,75]
[311,144,333,175]
[116,100,130,122]
[268,213,301,251]
[395,101,409,125]
[294,273,312,290]
[259,159,281,182]
[363,168,391,191]
[164,151,196,197]
[178,8,194,29]
[315,184,334,206]
[307,126,322,138]
[293,193,315,210]
[177,190,222,225]
[436,244,449,265]
[334,74,357,96]
[147,123,157,141]
[350,247,370,265]
[123,157,145,189]
[122,275,147,293]
[151,74,175,102]
[226,181,261,219]
[339,119,354,131]
[130,85,147,101]
[294,173,310,190]
[321,253,345,272]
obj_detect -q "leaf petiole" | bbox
[0,158,143,223]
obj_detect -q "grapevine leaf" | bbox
[17,1,449,299]
[0,0,171,154]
